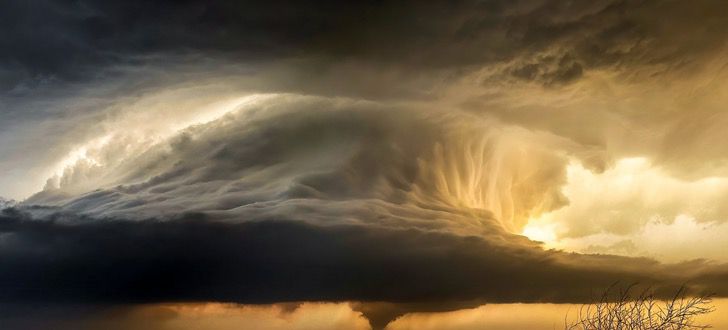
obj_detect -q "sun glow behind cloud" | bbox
[40,90,728,264]
[521,223,557,244]
[4,1,728,329]
[523,157,728,261]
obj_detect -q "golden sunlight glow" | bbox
[124,302,371,330]
[522,223,557,244]
[386,300,728,330]
[25,300,728,330]
[522,157,728,261]
[6,3,728,330]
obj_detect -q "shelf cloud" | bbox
[3,0,728,328]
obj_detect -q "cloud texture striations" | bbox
[4,1,728,328]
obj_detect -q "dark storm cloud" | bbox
[3,0,728,184]
[0,0,337,91]
[4,0,728,93]
[0,207,724,306]
[4,2,728,328]
[510,53,584,86]
[1,207,728,329]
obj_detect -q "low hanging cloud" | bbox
[4,96,728,320]
[3,206,728,307]
[5,1,728,329]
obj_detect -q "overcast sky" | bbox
[3,1,728,329]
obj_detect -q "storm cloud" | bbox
[4,0,728,93]
[1,96,727,328]
[4,1,728,329]
[2,207,727,325]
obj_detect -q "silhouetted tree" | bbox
[565,284,714,330]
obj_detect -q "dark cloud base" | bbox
[0,209,620,305]
[2,208,728,329]
[1,207,727,304]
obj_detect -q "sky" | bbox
[2,0,728,329]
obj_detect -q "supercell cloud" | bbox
[3,0,728,329]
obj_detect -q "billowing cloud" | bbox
[26,95,573,234]
[1,94,728,328]
[523,158,728,261]
[4,1,728,329]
